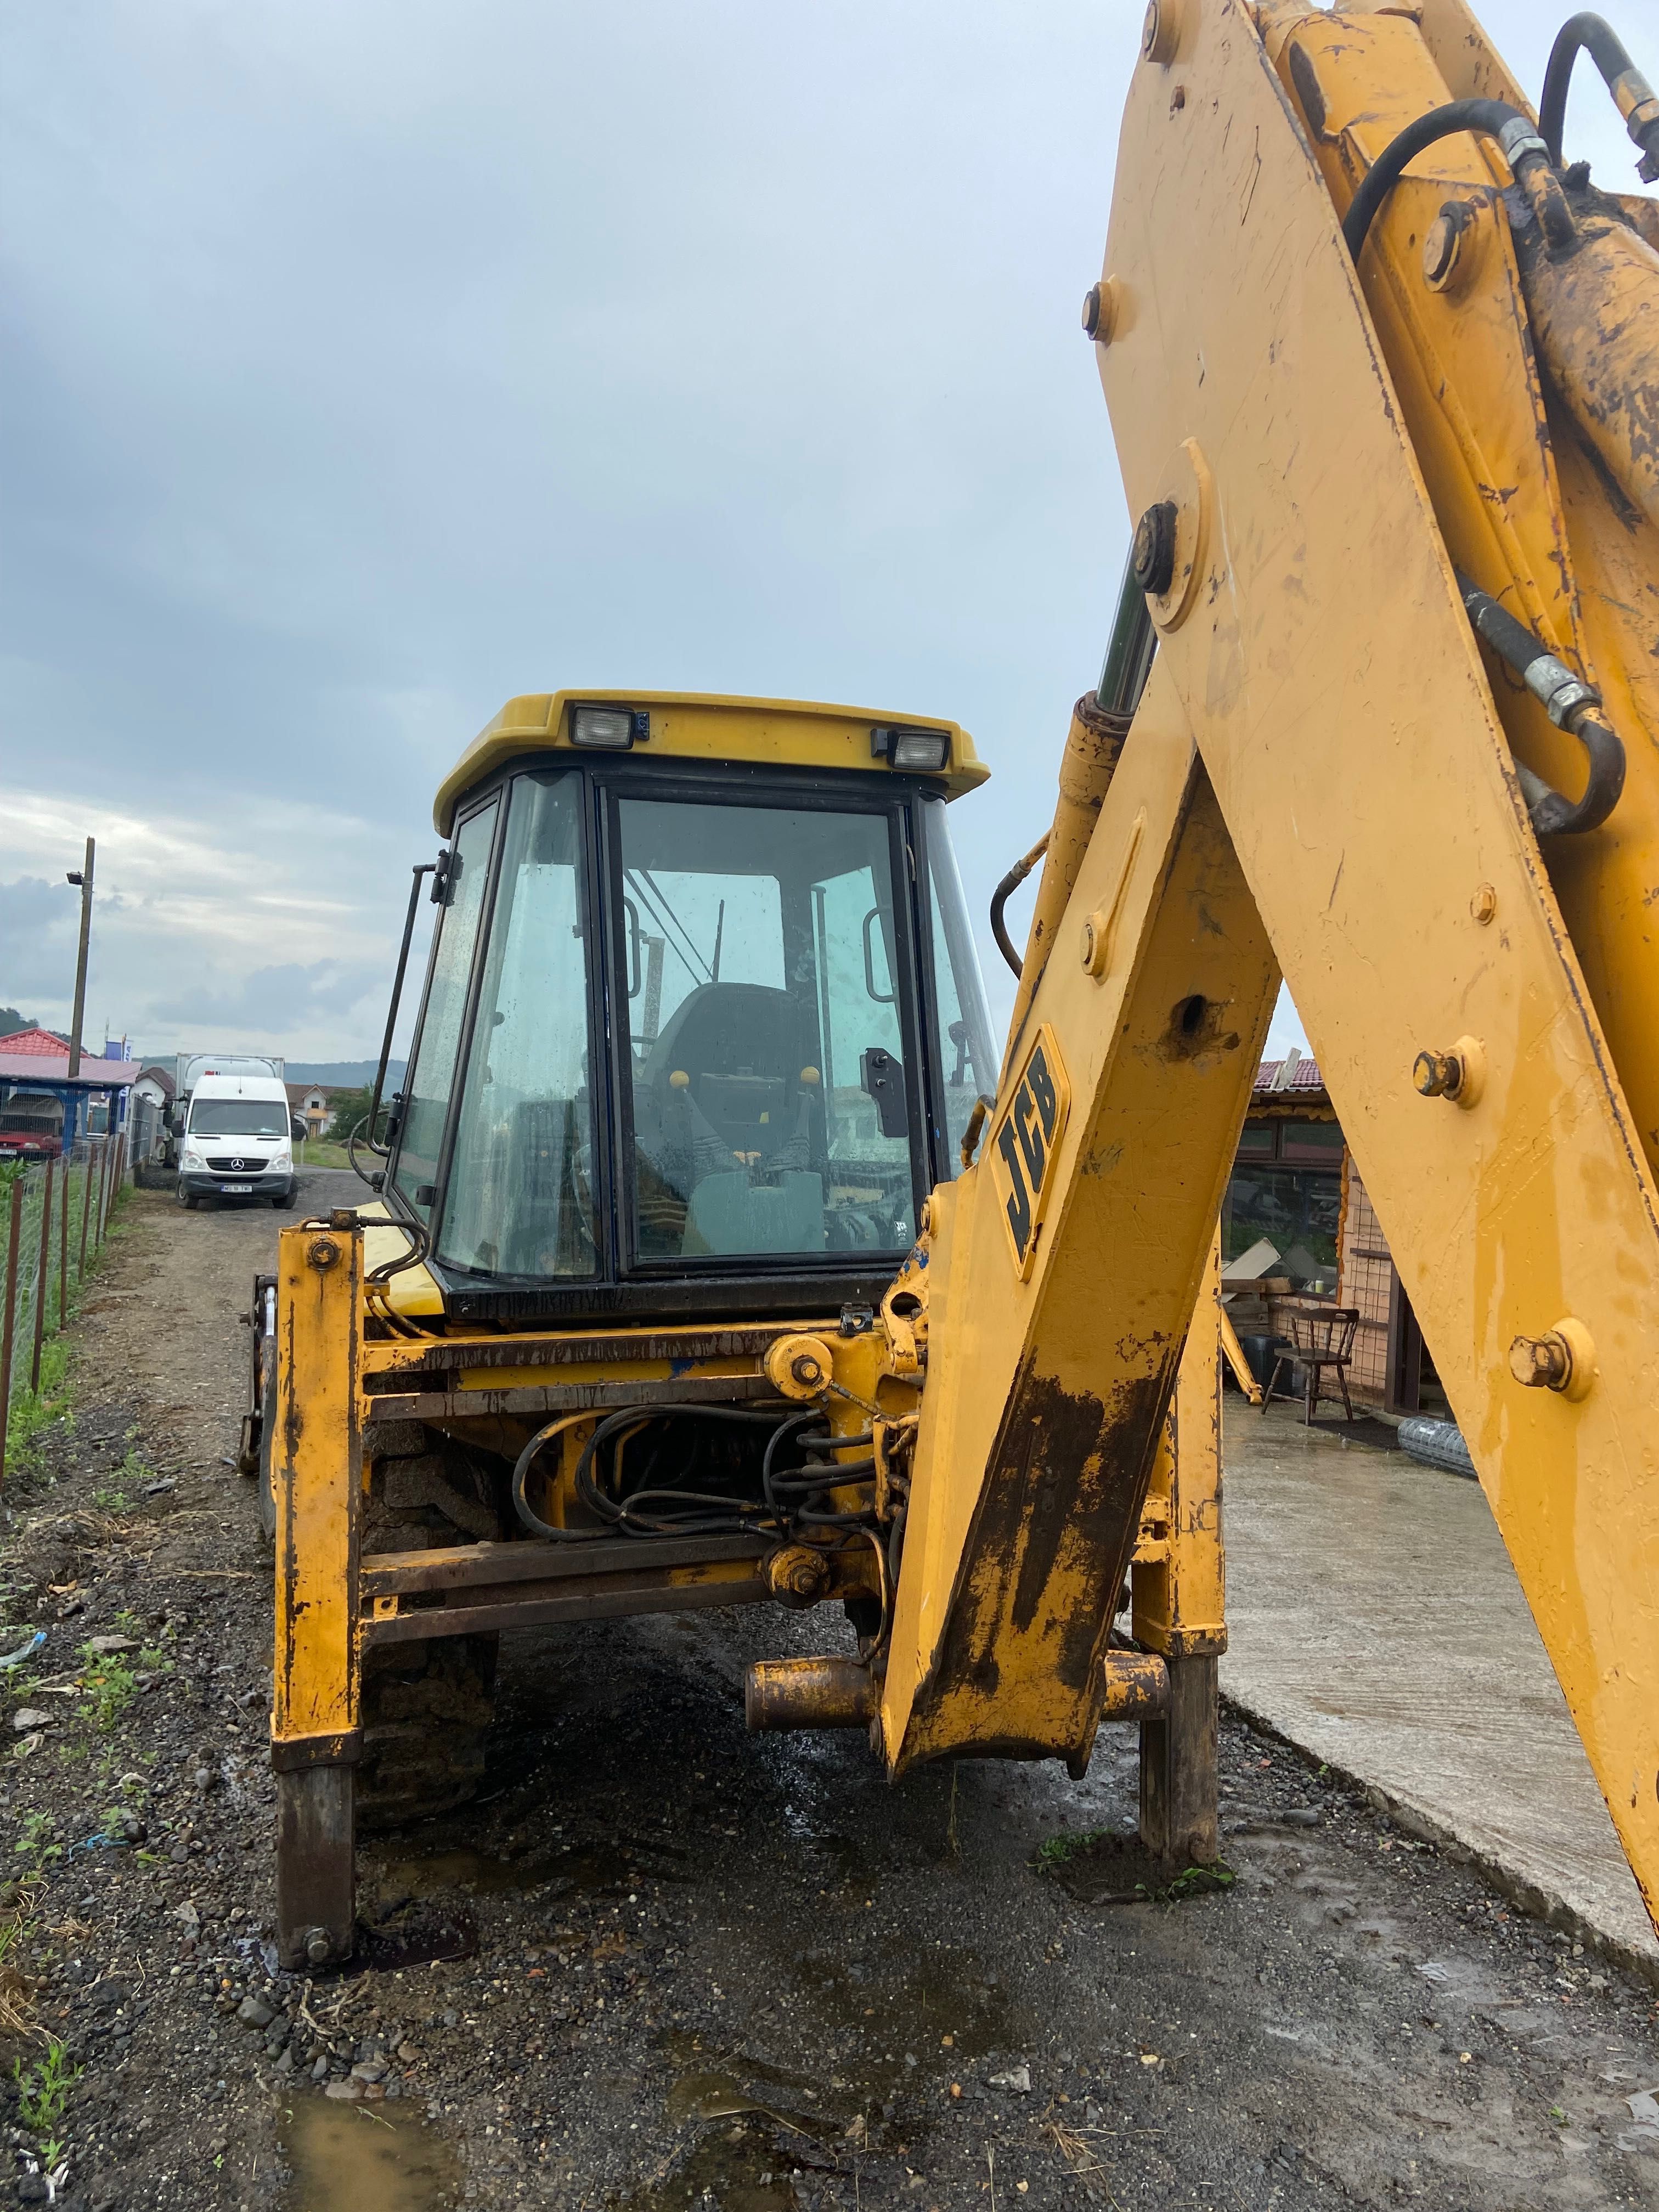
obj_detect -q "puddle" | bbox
[374,1836,682,1906]
[283,2094,462,2212]
[611,2103,850,2212]
[352,1897,478,1974]
[666,2069,826,2137]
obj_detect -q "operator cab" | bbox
[381,691,997,1324]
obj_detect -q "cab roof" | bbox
[433,689,989,836]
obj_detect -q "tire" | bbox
[356,1424,506,1831]
[175,1184,197,1211]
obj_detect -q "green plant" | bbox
[77,1648,138,1731]
[92,1444,157,1514]
[13,2038,79,2140]
[1157,1861,1236,1901]
[12,1814,58,1871]
[2,1340,74,1481]
[1034,1829,1109,1869]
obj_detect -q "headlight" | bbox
[870,725,950,771]
[571,703,649,750]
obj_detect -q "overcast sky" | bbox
[1,1,1641,1066]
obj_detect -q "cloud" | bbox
[0,783,433,1059]
[3,0,1625,1064]
[149,960,381,1036]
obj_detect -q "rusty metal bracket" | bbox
[269,1728,363,1774]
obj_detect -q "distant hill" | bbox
[0,1008,36,1037]
[286,1059,406,1086]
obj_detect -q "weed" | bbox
[1034,1829,1109,1868]
[77,1648,138,1731]
[13,2039,80,2140]
[13,1814,58,1871]
[91,1444,155,1514]
[1158,1861,1236,1901]
[3,1340,74,1481]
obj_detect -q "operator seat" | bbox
[634,983,828,1255]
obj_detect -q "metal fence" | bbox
[0,1132,127,1478]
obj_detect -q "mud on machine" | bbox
[250,0,1659,1974]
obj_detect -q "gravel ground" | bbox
[0,1175,1656,2210]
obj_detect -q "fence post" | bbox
[0,1177,24,1487]
[30,1161,53,1393]
[78,1144,96,1281]
[97,1137,111,1246]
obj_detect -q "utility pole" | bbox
[66,837,95,1082]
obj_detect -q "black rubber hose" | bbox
[1454,572,1626,836]
[514,1401,789,1541]
[1539,13,1659,172]
[1342,100,1543,261]
[989,834,1049,979]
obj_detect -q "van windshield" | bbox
[189,1099,288,1138]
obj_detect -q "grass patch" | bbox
[3,1339,74,1482]
[76,1647,138,1732]
[297,1139,354,1171]
[12,1814,59,1875]
[90,1443,156,1514]
[1035,1827,1238,1905]
[1034,1829,1110,1869]
[14,2036,80,2162]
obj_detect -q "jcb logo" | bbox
[988,1025,1070,1279]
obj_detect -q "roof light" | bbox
[871,725,950,772]
[571,704,650,750]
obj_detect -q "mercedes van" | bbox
[175,1071,296,1209]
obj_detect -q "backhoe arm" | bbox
[879,0,1659,1926]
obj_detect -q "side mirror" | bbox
[859,1047,909,1141]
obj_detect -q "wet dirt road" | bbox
[4,1180,1659,2210]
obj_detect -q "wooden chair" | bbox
[1261,1302,1361,1424]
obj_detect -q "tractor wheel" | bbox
[356,1423,506,1830]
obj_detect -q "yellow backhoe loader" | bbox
[248,0,1659,1974]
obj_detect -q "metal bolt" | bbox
[789,1351,825,1391]
[766,1546,831,1602]
[1082,279,1119,345]
[307,1237,341,1272]
[303,1927,332,1966]
[1141,0,1162,54]
[1423,200,1474,293]
[1509,1333,1572,1391]
[1470,883,1497,925]
[1131,501,1179,596]
[1412,1050,1463,1099]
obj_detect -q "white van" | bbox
[176,1073,296,1210]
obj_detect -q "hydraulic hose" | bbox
[1455,572,1625,835]
[1539,13,1659,179]
[1341,100,1570,262]
[989,833,1049,979]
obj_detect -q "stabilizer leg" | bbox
[270,1212,364,1970]
[1135,1232,1225,1864]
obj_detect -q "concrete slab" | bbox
[1220,1399,1659,1978]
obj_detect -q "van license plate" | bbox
[221,1183,252,1195]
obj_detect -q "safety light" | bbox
[871,725,950,772]
[571,704,649,750]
